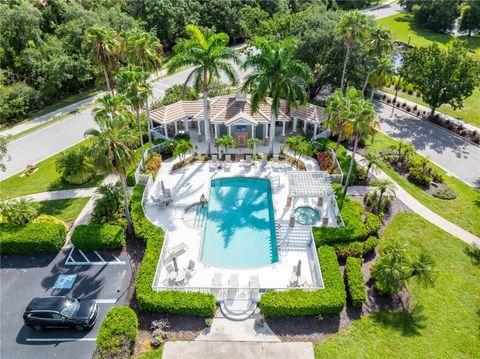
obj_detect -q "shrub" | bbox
[55,146,95,185]
[335,241,364,259]
[433,186,457,200]
[408,166,432,187]
[71,224,125,251]
[364,212,381,235]
[313,138,357,184]
[345,257,366,308]
[0,198,39,225]
[0,81,41,124]
[260,246,346,317]
[132,185,216,316]
[91,184,125,226]
[0,223,67,254]
[430,167,444,183]
[145,153,162,176]
[363,236,379,254]
[313,199,367,245]
[32,214,68,231]
[93,306,138,359]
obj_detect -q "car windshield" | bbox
[60,298,79,318]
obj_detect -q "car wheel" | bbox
[33,325,43,332]
[75,325,85,332]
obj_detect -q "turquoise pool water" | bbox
[201,177,279,268]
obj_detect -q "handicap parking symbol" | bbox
[53,275,77,289]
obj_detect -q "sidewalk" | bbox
[19,187,98,202]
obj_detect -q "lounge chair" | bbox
[249,275,260,301]
[261,154,268,168]
[211,273,223,298]
[210,155,219,170]
[224,155,232,171]
[184,260,196,277]
[227,274,239,299]
[245,155,252,168]
[165,243,188,260]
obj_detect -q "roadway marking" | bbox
[65,248,126,266]
[26,338,97,342]
[94,299,117,304]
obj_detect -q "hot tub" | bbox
[294,206,320,225]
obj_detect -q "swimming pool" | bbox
[200,177,279,268]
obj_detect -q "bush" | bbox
[430,167,444,183]
[91,184,125,227]
[313,199,367,245]
[132,185,216,316]
[313,138,357,184]
[433,186,457,200]
[0,198,39,225]
[364,212,381,235]
[93,306,138,359]
[335,241,364,259]
[364,191,392,215]
[32,214,68,231]
[145,153,162,176]
[55,146,95,185]
[363,236,379,254]
[0,81,41,125]
[259,246,346,317]
[71,224,125,251]
[408,166,432,187]
[0,222,67,254]
[345,257,366,308]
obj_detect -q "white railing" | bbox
[308,229,325,288]
[151,230,171,288]
[134,141,170,184]
[313,128,330,140]
[325,146,343,184]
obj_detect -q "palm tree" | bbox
[368,56,393,101]
[83,26,120,94]
[342,87,378,196]
[247,137,260,158]
[360,151,382,179]
[173,139,194,162]
[215,135,236,160]
[242,37,312,156]
[94,93,128,120]
[168,25,239,155]
[122,28,163,145]
[116,65,152,163]
[55,146,95,185]
[325,89,349,167]
[337,10,370,92]
[85,115,137,234]
[370,178,396,214]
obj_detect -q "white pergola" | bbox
[287,171,336,227]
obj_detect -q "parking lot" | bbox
[0,248,132,359]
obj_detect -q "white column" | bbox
[228,125,232,136]
[197,120,202,135]
[314,123,318,136]
[215,124,219,138]
[164,124,169,139]
[289,196,296,227]
[282,121,286,136]
[251,125,255,138]
[293,117,298,132]
[303,120,307,133]
[174,121,178,135]
[264,124,268,139]
[183,118,188,132]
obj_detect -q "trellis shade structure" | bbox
[287,171,335,198]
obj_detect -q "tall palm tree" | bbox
[342,87,378,196]
[116,65,152,164]
[85,115,137,234]
[370,178,396,214]
[168,25,239,155]
[337,10,370,92]
[368,56,393,101]
[360,151,382,179]
[215,135,236,160]
[325,89,349,167]
[94,93,128,120]
[122,29,163,145]
[242,37,312,156]
[83,26,120,94]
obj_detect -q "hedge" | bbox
[335,236,379,260]
[70,224,125,251]
[0,222,67,254]
[313,199,367,245]
[365,212,381,236]
[132,185,216,317]
[93,306,138,359]
[345,257,366,308]
[259,246,346,317]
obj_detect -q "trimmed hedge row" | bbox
[93,306,138,359]
[335,236,379,260]
[313,200,367,245]
[365,212,381,236]
[132,185,216,317]
[345,257,366,308]
[71,224,125,251]
[259,246,346,317]
[0,222,67,254]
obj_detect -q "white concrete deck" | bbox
[143,145,340,296]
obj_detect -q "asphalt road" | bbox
[376,102,480,188]
[0,249,131,359]
[362,0,403,19]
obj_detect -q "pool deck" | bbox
[144,153,338,292]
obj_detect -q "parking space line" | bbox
[94,299,117,304]
[78,250,90,262]
[64,248,126,266]
[26,338,97,342]
[94,251,105,262]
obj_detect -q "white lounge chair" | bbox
[212,273,223,298]
[184,260,196,277]
[272,154,281,171]
[165,243,188,260]
[245,155,252,168]
[261,154,268,168]
[210,155,219,170]
[224,155,232,171]
[249,275,260,301]
[227,274,239,299]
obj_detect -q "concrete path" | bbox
[19,187,98,202]
[362,0,402,20]
[162,341,314,359]
[355,153,480,247]
[346,185,370,196]
[375,101,480,188]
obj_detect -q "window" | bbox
[30,312,52,319]
[235,125,247,132]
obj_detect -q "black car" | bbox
[23,296,98,331]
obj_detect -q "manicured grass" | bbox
[137,349,163,359]
[37,197,90,222]
[367,132,480,236]
[376,13,480,60]
[0,140,105,200]
[382,87,480,128]
[315,213,480,358]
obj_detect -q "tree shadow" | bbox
[464,244,480,267]
[371,304,427,337]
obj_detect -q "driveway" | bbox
[375,102,480,188]
[0,249,132,359]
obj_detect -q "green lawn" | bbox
[315,213,480,358]
[0,140,105,200]
[376,13,480,60]
[367,132,480,236]
[382,87,480,128]
[37,197,90,222]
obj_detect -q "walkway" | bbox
[375,101,480,188]
[162,341,314,359]
[19,187,98,202]
[355,153,480,248]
